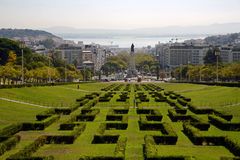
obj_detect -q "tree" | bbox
[135,53,154,73]
[7,51,17,64]
[0,64,18,84]
[204,48,221,64]
[39,38,55,49]
[200,65,215,81]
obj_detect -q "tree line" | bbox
[100,51,158,77]
[0,38,82,85]
[173,48,240,82]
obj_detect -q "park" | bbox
[0,82,240,160]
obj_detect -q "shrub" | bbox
[224,137,240,156]
[208,115,240,131]
[79,99,90,106]
[146,115,163,121]
[169,94,177,100]
[97,123,106,135]
[113,109,129,114]
[22,115,60,130]
[137,109,154,114]
[188,104,213,114]
[0,123,22,136]
[92,135,119,144]
[144,135,157,158]
[168,109,191,122]
[106,115,123,121]
[7,136,47,159]
[47,123,86,144]
[213,110,233,121]
[0,135,20,156]
[115,136,127,157]
[177,98,188,106]
[182,123,203,145]
[36,109,55,121]
[190,115,210,131]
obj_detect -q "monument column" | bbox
[126,44,138,78]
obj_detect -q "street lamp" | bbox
[83,64,86,81]
[180,64,183,82]
[19,42,25,84]
[188,61,191,81]
[64,56,67,82]
[215,48,221,82]
[199,66,202,82]
[48,52,51,83]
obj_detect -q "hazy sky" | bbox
[0,0,240,29]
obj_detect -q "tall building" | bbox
[232,47,240,62]
[220,46,233,63]
[57,44,82,65]
[169,44,208,68]
[155,42,170,69]
[156,42,209,69]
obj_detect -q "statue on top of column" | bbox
[131,43,134,52]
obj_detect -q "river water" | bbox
[64,35,206,48]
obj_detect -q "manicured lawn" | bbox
[0,99,46,129]
[0,82,239,160]
[0,82,109,107]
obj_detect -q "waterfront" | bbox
[64,35,207,48]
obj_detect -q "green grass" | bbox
[0,99,46,129]
[0,82,240,160]
[0,82,109,107]
[157,83,240,115]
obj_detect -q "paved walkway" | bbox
[0,97,54,108]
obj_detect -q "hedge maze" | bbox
[0,83,240,160]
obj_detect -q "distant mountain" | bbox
[0,28,61,39]
[45,23,240,38]
[205,33,240,45]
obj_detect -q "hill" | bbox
[0,28,60,39]
[204,32,240,45]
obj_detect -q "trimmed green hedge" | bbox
[182,123,225,145]
[208,115,240,131]
[177,98,188,106]
[106,123,128,130]
[225,137,240,156]
[115,136,127,157]
[46,123,86,144]
[188,104,213,114]
[0,123,22,136]
[168,109,191,122]
[190,115,210,131]
[92,135,119,144]
[144,135,188,160]
[22,115,60,131]
[0,135,20,156]
[7,136,47,159]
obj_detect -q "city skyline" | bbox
[0,0,240,30]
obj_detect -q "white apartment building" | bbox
[156,43,209,68]
[232,47,240,62]
[155,43,170,69]
[220,46,233,63]
[57,45,82,65]
[169,44,208,68]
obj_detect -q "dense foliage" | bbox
[0,38,82,85]
[173,63,240,82]
[101,51,156,76]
